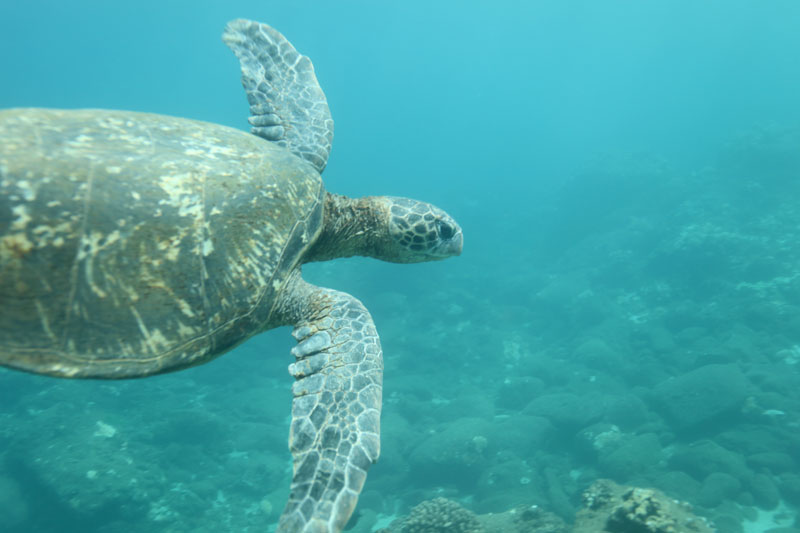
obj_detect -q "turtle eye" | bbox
[436,219,454,240]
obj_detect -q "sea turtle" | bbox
[0,19,462,533]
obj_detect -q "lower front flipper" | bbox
[277,282,383,533]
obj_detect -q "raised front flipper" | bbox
[222,19,334,174]
[275,275,383,533]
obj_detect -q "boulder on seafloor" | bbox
[697,472,742,508]
[650,364,749,431]
[573,479,716,533]
[523,392,605,432]
[668,440,749,482]
[407,417,494,488]
[489,415,555,457]
[597,432,665,481]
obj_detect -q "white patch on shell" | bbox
[158,172,196,209]
[176,298,195,318]
[208,145,237,157]
[147,328,171,351]
[14,180,36,201]
[0,233,34,259]
[104,230,121,247]
[31,222,73,248]
[10,204,32,230]
[130,305,158,355]
[34,299,57,342]
[77,230,122,298]
[154,233,184,262]
[179,203,202,218]
[177,321,198,337]
[185,144,237,159]
[162,245,179,262]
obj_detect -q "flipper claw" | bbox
[291,330,332,358]
[251,125,285,141]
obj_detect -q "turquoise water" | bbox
[2,1,800,532]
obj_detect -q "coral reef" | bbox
[378,481,716,533]
[379,497,483,533]
[574,479,715,533]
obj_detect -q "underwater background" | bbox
[2,0,800,532]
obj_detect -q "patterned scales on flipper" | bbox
[223,19,334,173]
[222,20,382,532]
[276,273,382,533]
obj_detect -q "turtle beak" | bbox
[450,230,463,256]
[438,227,462,257]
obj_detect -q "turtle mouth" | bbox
[438,230,463,257]
[450,231,463,256]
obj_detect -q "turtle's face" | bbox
[385,197,463,262]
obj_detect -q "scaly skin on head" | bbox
[304,192,463,264]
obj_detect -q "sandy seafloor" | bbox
[2,1,800,532]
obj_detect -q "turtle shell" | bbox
[0,108,324,378]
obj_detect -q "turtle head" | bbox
[305,193,462,264]
[383,197,463,263]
